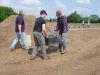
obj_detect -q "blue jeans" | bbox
[11,32,29,49]
[58,33,67,50]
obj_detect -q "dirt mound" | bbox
[0,15,100,75]
[0,15,36,46]
[0,15,36,27]
[0,15,16,27]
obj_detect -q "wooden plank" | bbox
[26,35,32,47]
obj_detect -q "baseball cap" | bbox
[56,10,62,15]
[40,10,48,15]
[19,11,24,15]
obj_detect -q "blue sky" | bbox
[0,0,100,18]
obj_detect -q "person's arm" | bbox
[18,24,21,34]
[42,24,47,37]
[18,16,24,34]
[55,24,59,32]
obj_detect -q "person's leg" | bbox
[37,32,48,59]
[62,33,67,50]
[11,32,20,50]
[31,46,38,60]
[58,34,63,52]
[61,33,67,54]
[59,44,62,52]
[31,32,39,59]
[33,32,40,49]
[21,32,29,49]
[40,45,48,59]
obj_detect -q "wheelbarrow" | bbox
[45,34,65,53]
[45,35,59,45]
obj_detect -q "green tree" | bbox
[82,17,90,23]
[96,18,100,23]
[67,11,82,23]
[49,18,53,22]
[90,15,98,23]
[0,6,17,22]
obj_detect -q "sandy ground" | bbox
[0,15,100,75]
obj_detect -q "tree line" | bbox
[0,6,100,23]
[48,11,100,23]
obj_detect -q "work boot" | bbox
[30,56,37,60]
[42,56,50,60]
[10,48,16,52]
[60,50,67,54]
[30,47,38,60]
[24,48,29,50]
[60,45,67,54]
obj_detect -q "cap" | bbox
[40,10,47,15]
[19,11,24,15]
[56,10,62,15]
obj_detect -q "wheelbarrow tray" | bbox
[45,35,59,45]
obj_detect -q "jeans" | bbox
[11,32,29,49]
[58,33,67,50]
[32,32,48,59]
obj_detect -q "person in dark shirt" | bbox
[56,10,69,54]
[31,10,48,60]
[33,17,46,32]
[11,11,29,51]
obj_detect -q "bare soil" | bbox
[0,15,100,75]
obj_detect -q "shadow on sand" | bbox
[28,45,58,59]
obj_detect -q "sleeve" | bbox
[56,19,59,31]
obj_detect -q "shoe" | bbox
[43,56,50,60]
[10,48,15,52]
[60,51,65,54]
[60,50,67,54]
[23,48,29,50]
[30,56,37,60]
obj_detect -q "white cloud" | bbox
[37,6,44,10]
[0,0,2,5]
[23,0,41,5]
[54,0,66,9]
[77,0,91,4]
[0,0,11,6]
[75,0,91,16]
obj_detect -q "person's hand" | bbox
[54,29,57,32]
[46,34,48,38]
[44,33,48,38]
[42,33,48,37]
